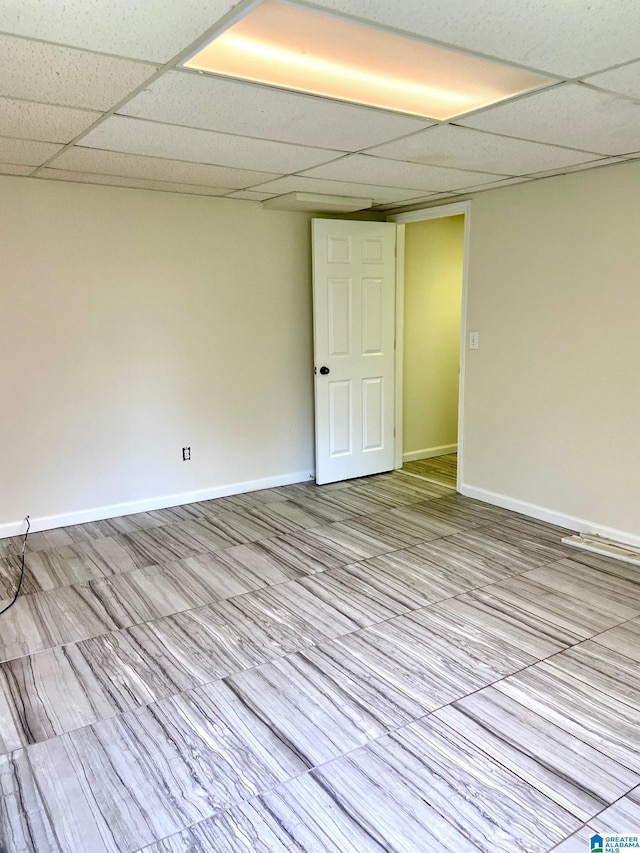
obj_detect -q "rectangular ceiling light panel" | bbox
[183,0,552,120]
[262,191,372,211]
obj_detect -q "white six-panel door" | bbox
[312,219,397,485]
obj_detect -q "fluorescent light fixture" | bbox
[182,0,552,120]
[262,191,372,211]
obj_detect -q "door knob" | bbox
[319,366,330,375]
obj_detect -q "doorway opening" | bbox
[310,202,469,490]
[390,201,470,492]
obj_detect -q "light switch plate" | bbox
[469,331,479,349]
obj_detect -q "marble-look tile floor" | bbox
[403,452,458,487]
[0,468,639,852]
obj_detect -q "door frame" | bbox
[387,200,471,492]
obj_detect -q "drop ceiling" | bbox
[1,0,640,210]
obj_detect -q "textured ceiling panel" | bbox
[0,35,157,111]
[225,190,278,200]
[454,175,530,192]
[0,0,237,62]
[80,115,344,173]
[301,153,504,191]
[527,155,637,179]
[372,192,460,210]
[459,84,640,155]
[586,60,640,101]
[38,168,230,195]
[48,146,281,188]
[311,0,640,77]
[249,174,436,204]
[0,136,63,166]
[0,97,100,143]
[365,125,595,176]
[121,71,435,151]
[0,163,35,176]
[2,2,639,203]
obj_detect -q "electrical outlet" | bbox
[469,331,479,350]
[182,447,191,461]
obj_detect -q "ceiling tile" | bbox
[249,175,437,205]
[459,84,640,156]
[372,192,460,211]
[47,146,281,188]
[121,70,435,151]
[365,125,595,176]
[312,0,640,77]
[528,155,636,179]
[458,83,640,154]
[0,163,35,176]
[0,35,157,111]
[3,0,638,77]
[80,115,344,173]
[0,97,99,143]
[301,153,504,191]
[0,0,237,62]
[377,180,536,211]
[459,176,531,191]
[38,168,230,195]
[0,136,63,166]
[585,60,640,101]
[226,190,275,200]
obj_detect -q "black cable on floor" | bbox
[0,516,30,616]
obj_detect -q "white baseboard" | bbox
[403,444,457,462]
[460,483,640,549]
[0,470,316,539]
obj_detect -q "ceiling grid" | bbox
[0,0,638,208]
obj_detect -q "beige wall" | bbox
[463,160,640,538]
[0,176,314,527]
[4,159,640,541]
[403,216,463,457]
